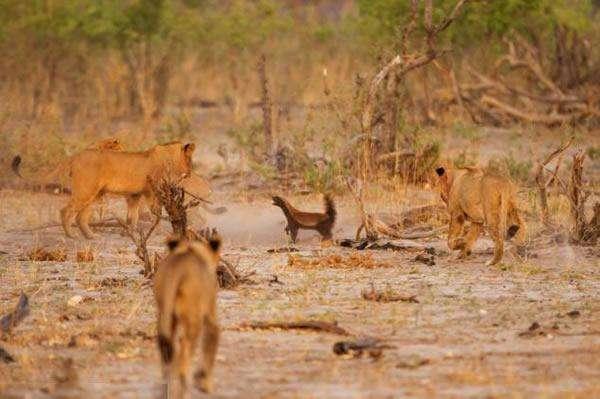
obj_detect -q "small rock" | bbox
[67,295,83,307]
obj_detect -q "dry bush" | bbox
[76,248,94,263]
[24,247,67,262]
[287,253,392,269]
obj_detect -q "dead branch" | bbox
[0,293,30,337]
[189,227,254,289]
[401,0,419,56]
[361,0,469,171]
[339,238,430,252]
[534,137,574,225]
[456,37,597,126]
[333,337,395,359]
[258,54,273,157]
[237,320,350,336]
[152,176,201,236]
[118,213,161,277]
[568,151,599,244]
[480,95,580,125]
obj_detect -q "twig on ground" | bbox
[333,337,395,359]
[237,320,350,336]
[361,284,419,303]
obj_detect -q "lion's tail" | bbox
[499,191,510,240]
[11,155,71,193]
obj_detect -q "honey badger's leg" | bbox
[318,224,333,242]
[459,222,482,258]
[195,314,220,393]
[287,224,298,243]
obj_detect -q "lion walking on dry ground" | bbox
[436,166,526,265]
[14,141,197,239]
[154,236,221,397]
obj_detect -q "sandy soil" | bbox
[0,188,598,399]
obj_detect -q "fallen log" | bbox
[480,95,581,125]
[237,320,350,336]
[340,238,432,252]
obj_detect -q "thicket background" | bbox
[0,0,598,189]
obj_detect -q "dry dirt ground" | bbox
[0,187,598,399]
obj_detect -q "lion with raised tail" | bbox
[14,141,197,239]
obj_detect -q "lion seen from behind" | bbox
[154,235,221,397]
[435,166,526,265]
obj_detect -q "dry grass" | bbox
[286,253,393,269]
[76,248,95,263]
[24,246,67,262]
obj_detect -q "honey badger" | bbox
[153,235,221,396]
[272,194,336,243]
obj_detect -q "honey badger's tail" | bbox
[156,270,184,365]
[323,195,336,225]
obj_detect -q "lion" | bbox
[154,235,221,396]
[435,166,526,265]
[14,141,197,238]
[11,137,123,194]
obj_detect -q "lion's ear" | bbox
[207,237,221,254]
[184,143,196,155]
[435,167,445,176]
[166,237,180,251]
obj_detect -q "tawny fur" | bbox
[14,141,196,239]
[272,195,336,242]
[154,237,221,397]
[436,166,526,266]
[11,137,124,194]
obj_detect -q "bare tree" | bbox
[360,0,469,177]
[258,54,274,158]
[533,137,573,226]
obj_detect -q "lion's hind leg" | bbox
[77,203,97,239]
[459,222,482,259]
[63,184,101,239]
[61,204,78,239]
[484,199,506,267]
